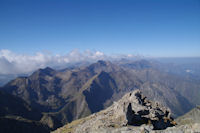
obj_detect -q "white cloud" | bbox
[0,49,136,74]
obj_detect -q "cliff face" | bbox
[52,90,178,133]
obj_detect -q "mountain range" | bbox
[0,59,200,132]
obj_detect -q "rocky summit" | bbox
[52,90,177,133]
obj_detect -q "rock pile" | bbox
[93,89,176,130]
[124,90,175,130]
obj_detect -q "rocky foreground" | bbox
[52,90,199,133]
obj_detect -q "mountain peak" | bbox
[31,67,55,77]
[87,60,120,74]
[38,67,55,73]
[97,60,108,66]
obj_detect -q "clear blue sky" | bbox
[0,0,200,57]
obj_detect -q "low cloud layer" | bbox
[0,49,136,75]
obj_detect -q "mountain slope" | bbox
[0,116,50,133]
[0,90,42,120]
[0,90,50,133]
[176,106,200,125]
[83,71,116,113]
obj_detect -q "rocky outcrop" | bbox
[123,90,175,130]
[52,90,176,133]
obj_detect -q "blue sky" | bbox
[0,0,200,57]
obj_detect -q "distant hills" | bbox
[1,59,200,132]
